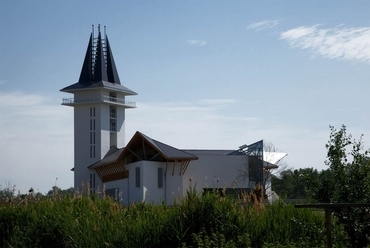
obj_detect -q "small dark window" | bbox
[135,167,140,188]
[158,168,163,188]
[109,92,117,102]
[90,173,96,189]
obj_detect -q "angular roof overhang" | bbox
[60,81,137,95]
[263,152,288,165]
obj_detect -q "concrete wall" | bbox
[74,105,100,189]
[126,161,144,203]
[142,161,165,203]
[184,154,249,194]
[72,89,127,191]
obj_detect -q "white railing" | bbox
[62,95,136,107]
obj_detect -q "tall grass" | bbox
[0,187,347,247]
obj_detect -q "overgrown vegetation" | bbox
[0,184,345,248]
[1,125,369,247]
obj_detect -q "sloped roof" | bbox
[122,131,198,160]
[263,152,288,165]
[89,131,198,170]
[184,149,241,156]
[89,146,124,169]
[61,80,137,95]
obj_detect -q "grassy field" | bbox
[0,186,349,248]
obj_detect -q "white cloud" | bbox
[247,20,279,31]
[280,25,370,62]
[186,39,207,46]
[199,98,237,105]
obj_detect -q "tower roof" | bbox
[61,25,137,95]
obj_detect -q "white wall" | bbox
[141,161,165,203]
[184,154,249,194]
[74,105,100,190]
[125,161,143,203]
[72,89,128,191]
[164,161,184,205]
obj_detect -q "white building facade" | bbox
[61,26,287,204]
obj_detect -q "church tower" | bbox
[61,25,137,190]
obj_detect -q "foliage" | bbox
[311,125,370,247]
[0,186,335,248]
[272,168,318,199]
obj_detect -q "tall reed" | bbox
[1,186,348,247]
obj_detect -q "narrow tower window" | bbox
[135,167,140,188]
[158,168,163,188]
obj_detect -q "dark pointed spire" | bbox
[78,34,93,84]
[94,29,109,82]
[61,25,137,95]
[106,35,121,85]
[77,25,120,85]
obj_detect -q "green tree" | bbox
[313,125,370,247]
[272,168,319,199]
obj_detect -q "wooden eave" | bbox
[94,159,128,183]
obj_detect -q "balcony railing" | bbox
[62,95,136,107]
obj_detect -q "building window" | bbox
[110,106,116,118]
[135,167,140,188]
[158,168,163,188]
[110,120,116,132]
[89,107,96,159]
[90,173,95,188]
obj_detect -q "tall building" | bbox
[61,24,137,191]
[61,25,287,204]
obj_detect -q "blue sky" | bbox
[1,0,369,194]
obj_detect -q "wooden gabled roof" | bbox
[88,131,198,182]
